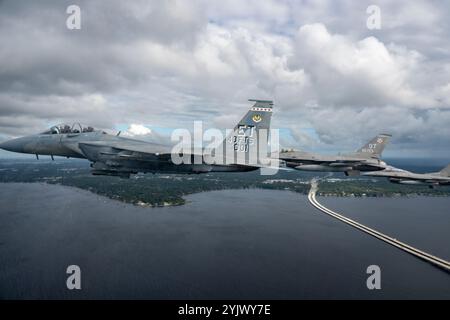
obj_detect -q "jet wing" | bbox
[78,140,284,170]
[79,140,172,154]
[79,140,171,154]
[78,140,174,163]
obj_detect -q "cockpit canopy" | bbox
[41,123,96,135]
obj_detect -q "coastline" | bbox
[1,181,450,210]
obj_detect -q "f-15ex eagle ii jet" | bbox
[279,133,391,176]
[362,164,450,188]
[0,100,277,178]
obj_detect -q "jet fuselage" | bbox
[363,166,450,188]
[279,133,391,175]
[0,100,276,178]
[280,151,387,175]
[0,131,256,176]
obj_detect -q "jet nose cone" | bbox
[0,137,26,153]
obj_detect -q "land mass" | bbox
[1,158,450,207]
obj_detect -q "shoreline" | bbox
[1,181,449,210]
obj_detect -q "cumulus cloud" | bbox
[288,23,429,108]
[125,124,152,136]
[0,0,449,158]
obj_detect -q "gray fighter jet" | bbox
[280,133,391,176]
[0,100,275,178]
[362,164,450,188]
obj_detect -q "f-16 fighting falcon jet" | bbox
[279,133,391,176]
[0,100,275,178]
[362,164,450,188]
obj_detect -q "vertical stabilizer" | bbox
[439,164,450,177]
[214,99,273,166]
[356,133,391,159]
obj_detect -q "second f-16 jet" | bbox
[280,133,391,176]
[362,164,450,188]
[0,100,276,178]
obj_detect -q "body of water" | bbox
[0,183,449,299]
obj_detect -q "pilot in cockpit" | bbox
[83,126,94,133]
[44,124,95,135]
[60,125,71,134]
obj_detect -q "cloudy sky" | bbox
[1,0,449,158]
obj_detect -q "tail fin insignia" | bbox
[356,133,391,159]
[216,99,273,166]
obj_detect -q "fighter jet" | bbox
[280,133,391,176]
[0,100,276,178]
[362,164,450,188]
